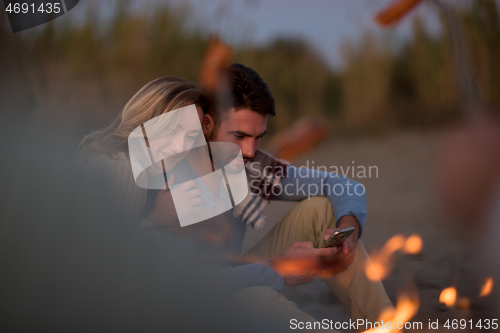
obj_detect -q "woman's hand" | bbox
[147,174,203,226]
[169,176,203,222]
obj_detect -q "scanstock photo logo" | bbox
[128,105,249,227]
[3,0,79,33]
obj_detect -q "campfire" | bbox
[363,292,420,333]
[365,234,423,281]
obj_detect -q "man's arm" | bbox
[225,241,341,291]
[272,166,367,236]
[271,166,366,274]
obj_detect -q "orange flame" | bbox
[199,38,232,94]
[269,117,329,162]
[365,235,405,281]
[366,255,391,281]
[456,296,472,310]
[366,234,425,281]
[363,292,419,333]
[439,287,457,307]
[271,258,319,276]
[403,234,423,254]
[479,277,494,297]
[382,234,406,255]
[375,0,423,27]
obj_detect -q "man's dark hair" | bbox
[228,63,275,117]
[208,63,275,139]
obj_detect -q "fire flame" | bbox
[456,296,471,310]
[479,277,494,297]
[403,234,423,254]
[375,0,423,27]
[363,293,420,333]
[439,287,457,307]
[366,258,389,281]
[199,38,232,94]
[383,234,406,255]
[366,234,421,281]
[365,235,401,281]
[271,258,319,276]
[269,117,329,162]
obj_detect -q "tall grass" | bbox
[1,0,499,138]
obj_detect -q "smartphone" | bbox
[321,227,355,248]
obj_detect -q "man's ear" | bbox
[202,114,215,138]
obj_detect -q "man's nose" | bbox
[241,139,256,160]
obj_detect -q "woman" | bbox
[78,76,209,226]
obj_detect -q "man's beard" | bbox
[206,128,246,175]
[209,147,245,175]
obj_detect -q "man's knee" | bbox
[291,197,334,226]
[295,196,331,215]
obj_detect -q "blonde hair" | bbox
[79,76,209,159]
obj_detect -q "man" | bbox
[196,63,393,329]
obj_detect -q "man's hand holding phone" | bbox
[322,215,360,274]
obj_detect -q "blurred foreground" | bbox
[0,119,294,333]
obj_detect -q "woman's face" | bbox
[146,105,205,173]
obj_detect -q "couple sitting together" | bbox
[78,63,393,330]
